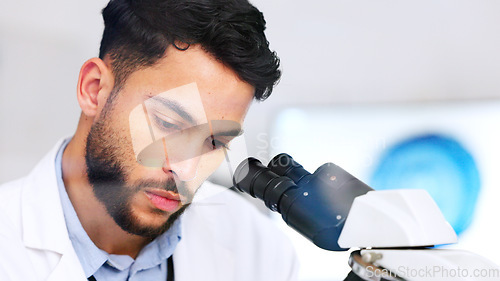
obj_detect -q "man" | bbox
[0,0,299,280]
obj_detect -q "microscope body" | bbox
[277,162,373,251]
[233,154,500,281]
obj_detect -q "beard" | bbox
[85,101,192,240]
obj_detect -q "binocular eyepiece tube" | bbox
[233,153,373,251]
[232,154,306,212]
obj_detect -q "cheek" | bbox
[129,104,154,160]
[189,150,226,189]
[110,107,154,171]
[129,190,152,212]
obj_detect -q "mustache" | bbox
[132,178,180,193]
[132,178,194,204]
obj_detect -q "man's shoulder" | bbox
[188,181,276,230]
[0,177,25,217]
[176,181,299,281]
[0,139,63,205]
[0,177,56,281]
[198,181,292,249]
[0,177,25,195]
[0,178,26,254]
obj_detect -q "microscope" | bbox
[232,154,500,281]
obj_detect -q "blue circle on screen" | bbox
[370,134,480,235]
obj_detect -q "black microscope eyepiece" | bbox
[268,153,311,184]
[233,154,374,251]
[233,157,297,212]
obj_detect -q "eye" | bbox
[153,115,181,131]
[208,135,230,150]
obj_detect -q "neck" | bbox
[61,115,149,259]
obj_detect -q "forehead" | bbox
[117,45,255,124]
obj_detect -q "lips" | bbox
[144,189,181,212]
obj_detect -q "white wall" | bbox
[0,0,107,181]
[243,0,500,161]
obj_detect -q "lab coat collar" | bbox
[21,138,72,254]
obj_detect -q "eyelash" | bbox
[153,115,230,150]
[209,136,230,150]
[153,115,181,131]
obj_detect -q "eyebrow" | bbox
[212,128,244,137]
[146,94,244,137]
[147,95,196,125]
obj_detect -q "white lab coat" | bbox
[0,140,299,281]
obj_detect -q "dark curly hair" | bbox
[99,0,281,101]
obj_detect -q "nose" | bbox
[161,137,202,182]
[163,155,201,181]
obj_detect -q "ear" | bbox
[76,58,114,117]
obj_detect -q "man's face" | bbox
[85,45,254,239]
